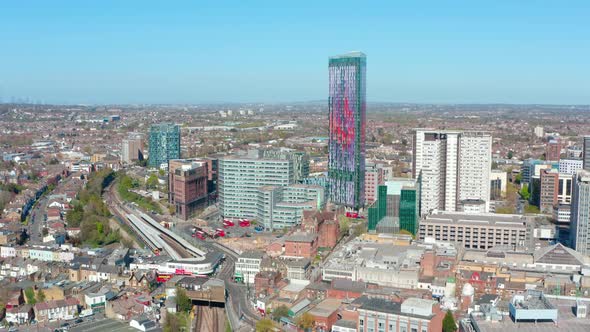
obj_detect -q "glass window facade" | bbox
[148,123,180,168]
[328,52,366,210]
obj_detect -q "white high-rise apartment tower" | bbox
[571,170,590,255]
[413,129,492,215]
[458,132,492,212]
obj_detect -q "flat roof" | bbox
[329,51,366,59]
[239,250,264,259]
[308,299,342,317]
[423,211,526,228]
[471,299,590,332]
[285,233,317,243]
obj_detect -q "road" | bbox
[103,177,258,330]
[28,195,48,243]
[27,176,79,244]
[212,242,258,331]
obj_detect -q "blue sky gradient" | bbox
[0,1,589,104]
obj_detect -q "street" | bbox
[103,178,259,330]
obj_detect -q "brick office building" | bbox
[284,232,318,259]
[301,210,339,249]
[168,159,209,220]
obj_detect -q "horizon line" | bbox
[2,101,590,108]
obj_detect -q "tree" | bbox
[66,202,83,227]
[146,174,159,189]
[514,173,522,184]
[175,287,192,313]
[163,312,188,332]
[442,310,456,332]
[36,289,46,303]
[255,318,275,332]
[24,287,36,305]
[271,305,289,321]
[295,312,315,331]
[519,184,531,200]
[339,217,350,238]
[507,150,514,159]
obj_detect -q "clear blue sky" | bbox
[0,1,588,105]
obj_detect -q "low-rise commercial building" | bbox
[284,233,318,259]
[322,239,424,289]
[462,291,590,332]
[235,251,263,284]
[418,211,528,250]
[356,296,445,332]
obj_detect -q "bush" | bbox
[271,305,289,322]
[255,318,275,332]
[117,173,163,214]
[25,287,36,305]
[71,169,119,247]
[175,287,192,313]
[443,310,456,332]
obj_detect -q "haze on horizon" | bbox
[0,0,589,105]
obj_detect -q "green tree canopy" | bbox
[271,305,289,321]
[146,173,159,189]
[176,287,192,313]
[36,289,46,303]
[24,287,36,305]
[295,312,315,330]
[443,310,456,332]
[519,184,530,200]
[255,318,275,332]
[163,312,189,332]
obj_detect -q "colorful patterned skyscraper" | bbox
[328,52,366,209]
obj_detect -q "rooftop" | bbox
[423,211,527,228]
[239,250,264,260]
[329,51,366,60]
[285,233,317,243]
[308,299,342,317]
[469,298,590,332]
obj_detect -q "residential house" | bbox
[5,304,34,325]
[34,298,79,322]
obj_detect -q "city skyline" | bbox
[3,2,590,331]
[1,1,589,105]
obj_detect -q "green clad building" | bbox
[368,185,387,231]
[400,187,419,236]
[367,178,421,235]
